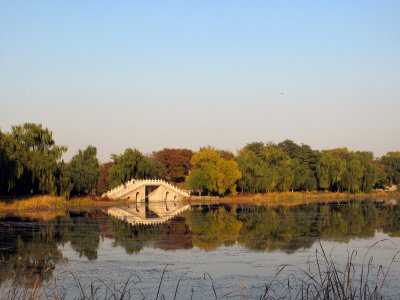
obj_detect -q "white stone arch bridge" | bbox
[102,179,190,203]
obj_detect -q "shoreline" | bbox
[0,195,124,213]
[187,191,400,206]
[1,191,399,213]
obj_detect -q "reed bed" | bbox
[0,242,398,299]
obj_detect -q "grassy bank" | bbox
[0,195,120,212]
[188,191,400,206]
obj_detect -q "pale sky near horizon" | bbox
[1,1,399,162]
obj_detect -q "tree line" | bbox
[1,123,399,198]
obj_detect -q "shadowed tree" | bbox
[67,145,100,195]
[380,152,400,187]
[1,123,67,195]
[97,162,114,194]
[0,129,19,194]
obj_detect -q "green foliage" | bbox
[0,130,18,193]
[380,152,400,186]
[317,150,347,191]
[237,142,294,193]
[0,123,67,196]
[54,161,73,198]
[187,147,241,195]
[107,148,161,188]
[316,149,380,193]
[67,145,100,195]
[342,159,363,193]
[291,159,317,191]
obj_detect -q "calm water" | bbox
[1,200,400,299]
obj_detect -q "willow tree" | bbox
[236,142,294,193]
[107,148,161,188]
[380,152,400,187]
[316,150,346,191]
[68,145,100,195]
[0,123,67,195]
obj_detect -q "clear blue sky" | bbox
[1,1,399,162]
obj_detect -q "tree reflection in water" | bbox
[1,200,400,288]
[186,206,242,250]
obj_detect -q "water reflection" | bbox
[1,200,400,287]
[186,206,242,250]
[107,200,190,225]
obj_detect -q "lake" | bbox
[1,199,400,299]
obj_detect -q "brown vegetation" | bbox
[0,195,120,212]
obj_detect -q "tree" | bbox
[342,158,364,193]
[67,145,100,195]
[237,142,294,193]
[278,140,319,171]
[54,160,73,198]
[107,148,161,188]
[187,147,241,196]
[264,144,294,192]
[316,149,379,193]
[356,152,379,193]
[3,123,67,195]
[152,148,193,183]
[317,150,346,191]
[0,130,18,194]
[236,148,266,193]
[97,162,114,194]
[291,159,317,191]
[380,152,400,187]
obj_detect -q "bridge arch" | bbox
[135,192,140,212]
[164,191,170,211]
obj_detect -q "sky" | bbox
[1,1,399,162]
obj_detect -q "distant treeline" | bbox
[0,123,399,198]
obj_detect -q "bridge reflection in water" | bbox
[107,200,190,226]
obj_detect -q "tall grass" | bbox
[0,195,118,212]
[1,243,398,299]
[261,241,400,299]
